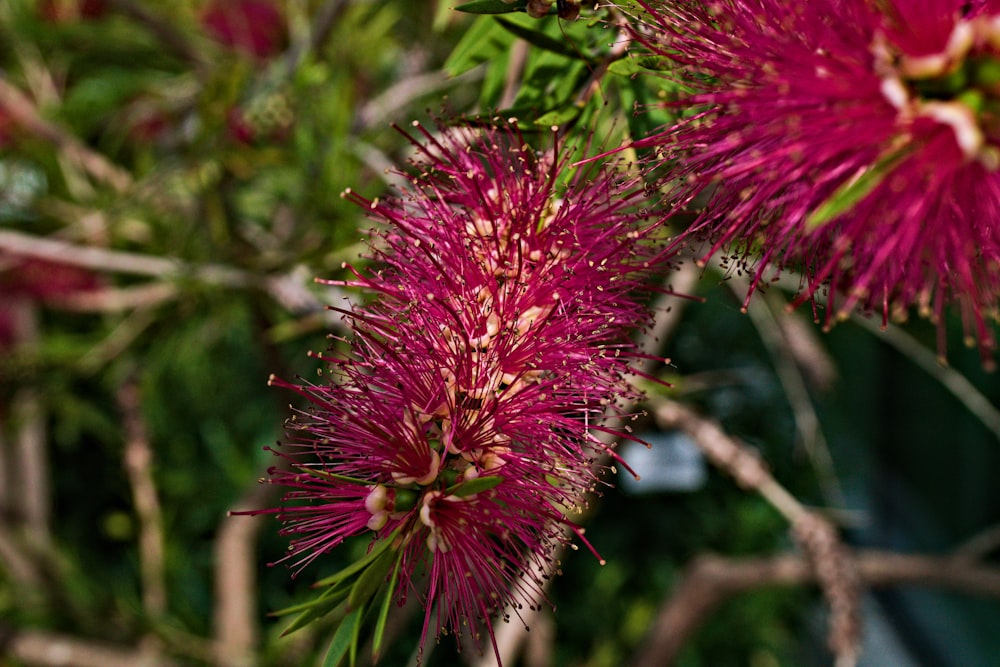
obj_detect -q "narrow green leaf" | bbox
[294,466,369,486]
[372,550,405,662]
[321,606,363,667]
[270,581,349,617]
[455,0,529,14]
[445,475,504,497]
[347,544,397,611]
[495,17,580,60]
[349,600,365,667]
[806,149,910,229]
[313,532,397,588]
[281,587,350,637]
[282,597,347,637]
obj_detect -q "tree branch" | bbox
[653,400,862,666]
[3,627,180,667]
[117,375,167,619]
[630,549,1000,667]
[0,77,132,192]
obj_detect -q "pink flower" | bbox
[627,0,1000,362]
[250,122,665,661]
[201,0,286,60]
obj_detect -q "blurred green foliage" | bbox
[1,2,999,667]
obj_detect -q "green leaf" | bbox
[271,584,343,617]
[607,55,675,77]
[347,544,397,611]
[495,17,580,60]
[444,15,510,77]
[806,149,910,229]
[293,466,370,486]
[372,550,405,662]
[313,531,397,588]
[534,105,582,127]
[455,0,529,14]
[321,606,363,667]
[445,475,504,497]
[280,594,349,637]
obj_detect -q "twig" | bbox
[0,230,347,323]
[0,524,44,589]
[500,40,530,111]
[630,548,1000,667]
[653,400,862,667]
[952,522,1000,562]
[736,280,845,506]
[213,511,261,667]
[0,77,132,192]
[12,385,50,550]
[0,229,248,287]
[117,375,167,618]
[850,313,1000,441]
[3,627,179,667]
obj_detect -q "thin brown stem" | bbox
[117,375,168,618]
[0,77,132,192]
[630,549,1000,667]
[653,399,862,666]
[4,627,179,667]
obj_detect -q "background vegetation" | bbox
[1,1,998,666]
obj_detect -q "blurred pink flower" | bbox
[628,0,1000,362]
[201,0,287,60]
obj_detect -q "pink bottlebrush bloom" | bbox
[626,0,1000,363]
[250,121,666,661]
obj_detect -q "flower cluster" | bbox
[254,122,663,660]
[626,0,1000,362]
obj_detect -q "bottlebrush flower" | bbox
[625,0,1000,363]
[247,121,666,662]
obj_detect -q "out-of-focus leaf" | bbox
[444,15,512,77]
[495,17,581,60]
[278,588,350,636]
[534,105,582,126]
[455,0,530,14]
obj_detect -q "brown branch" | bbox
[653,400,862,666]
[0,77,132,192]
[117,375,167,619]
[3,627,180,667]
[631,549,1000,667]
[213,510,261,667]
